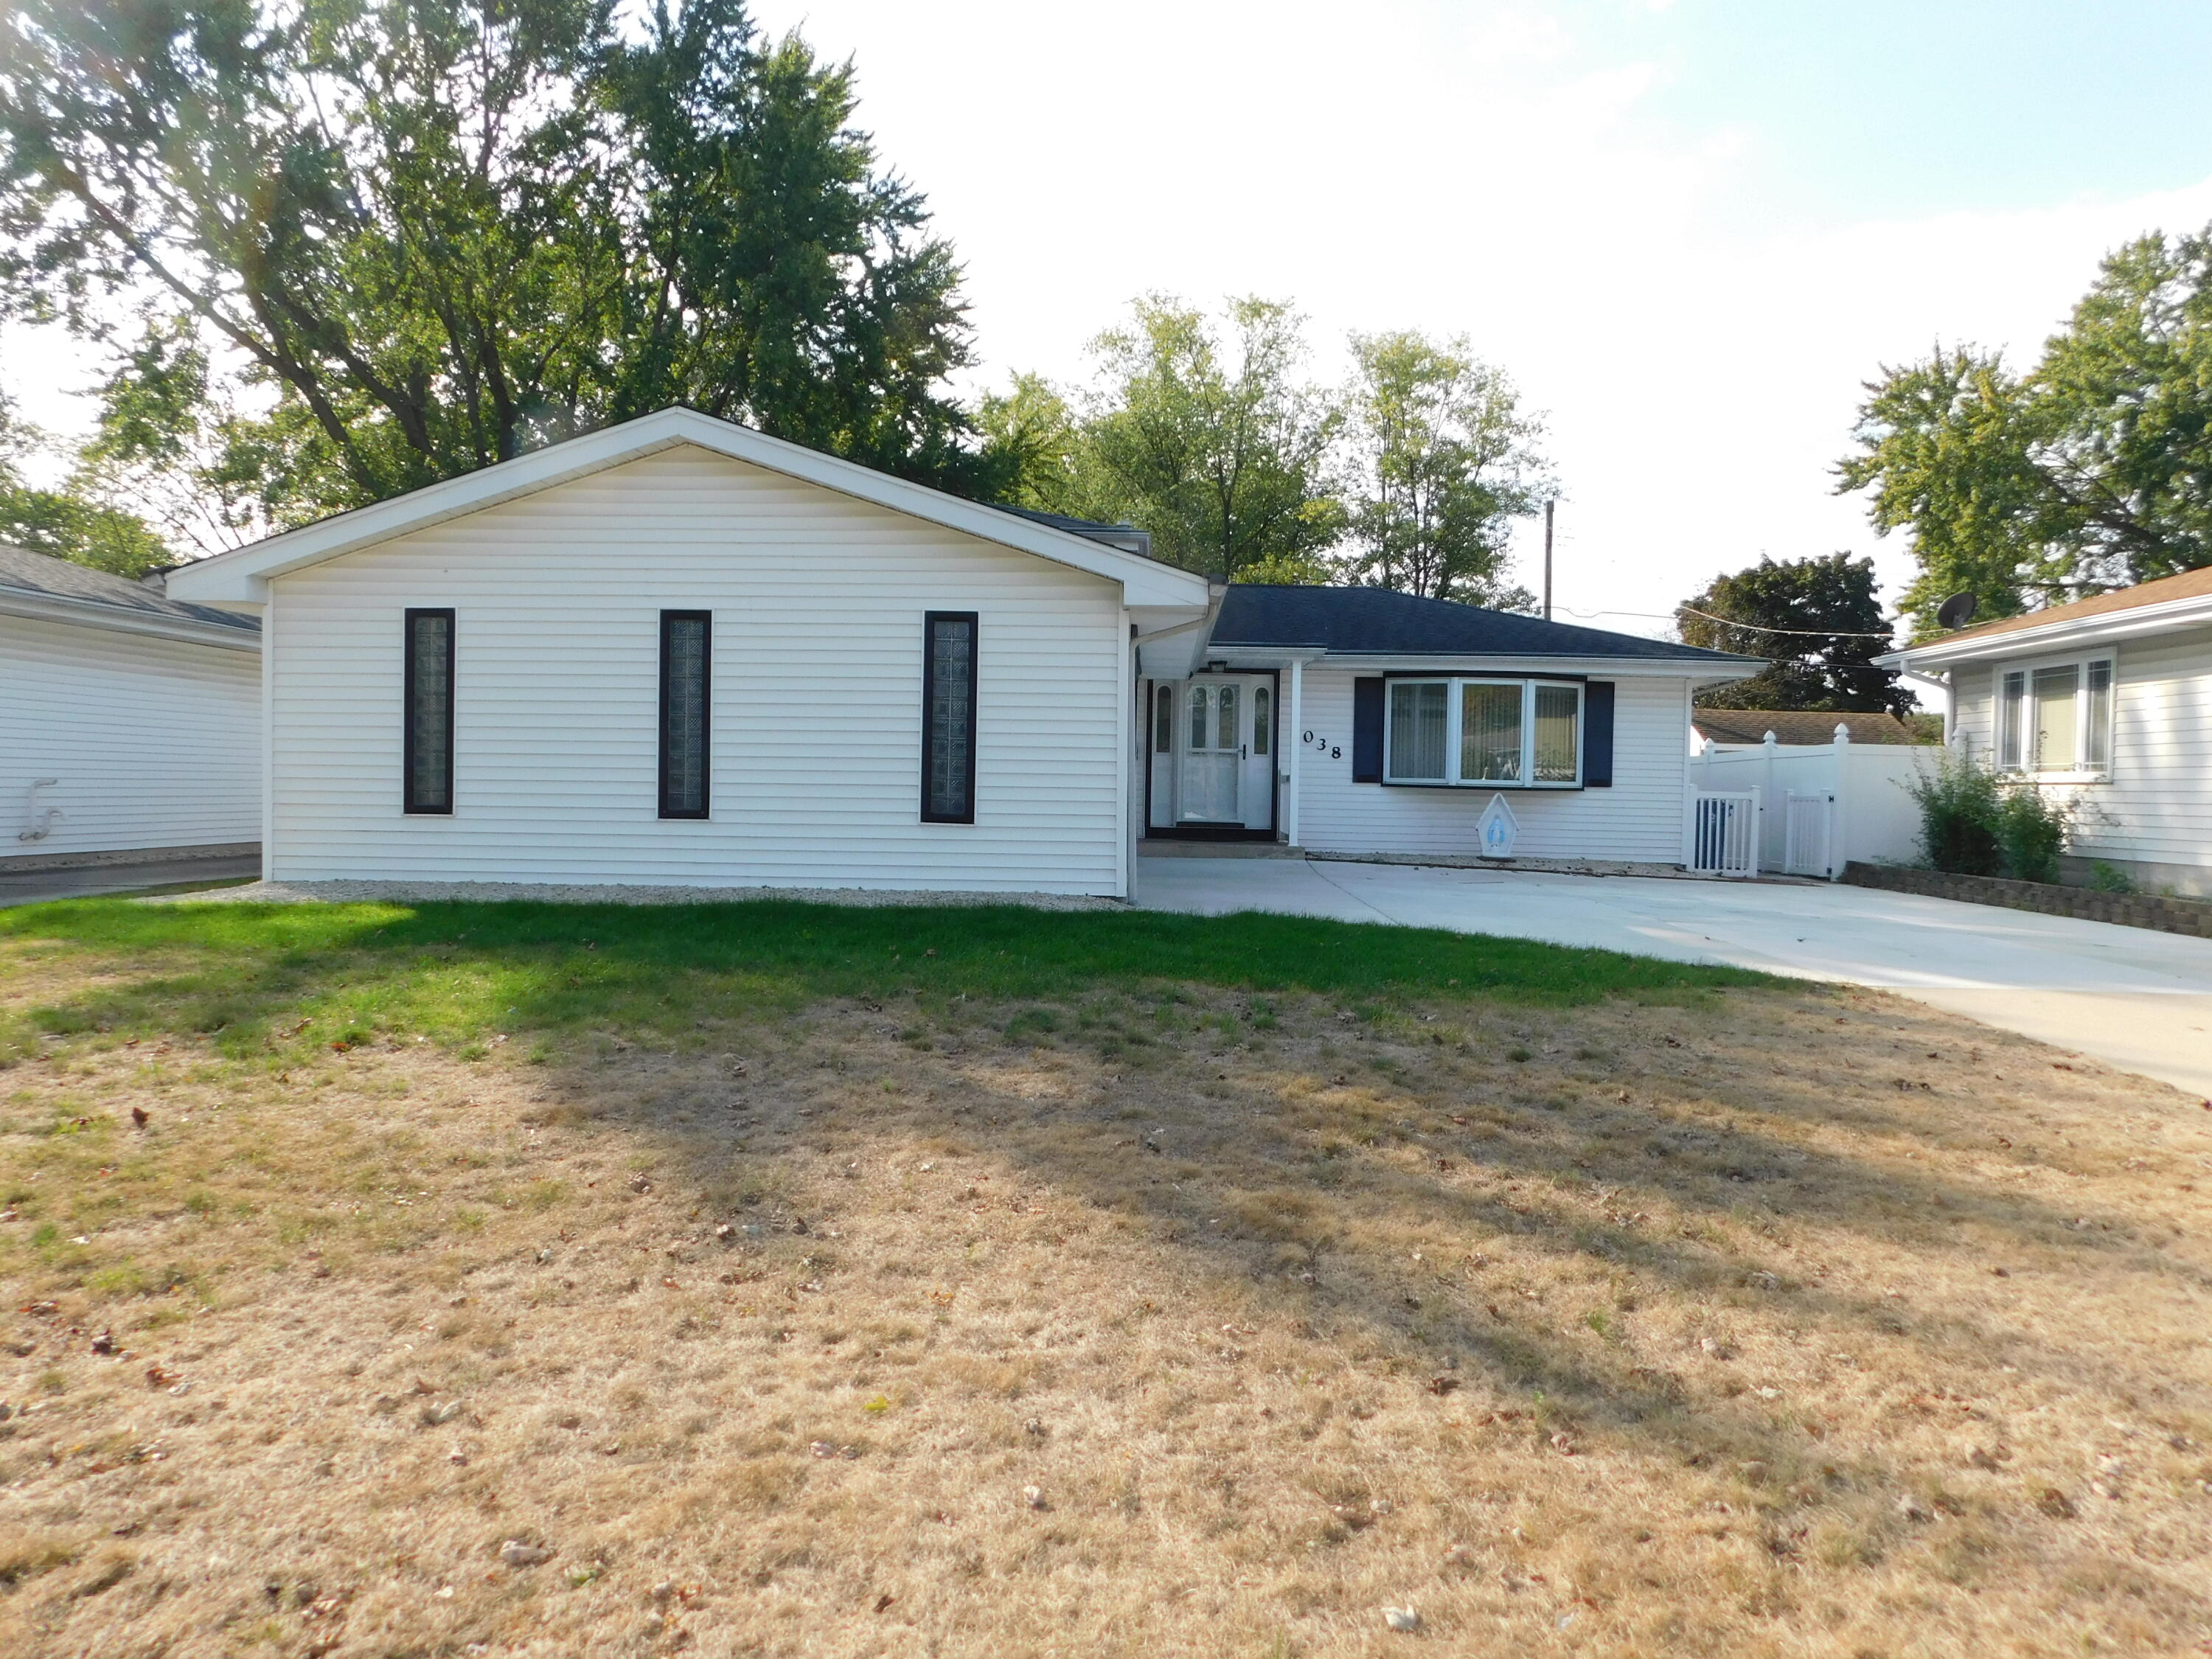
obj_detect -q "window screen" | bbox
[403,608,453,814]
[922,612,978,824]
[659,611,710,819]
[1388,681,1448,780]
[2031,664,2079,771]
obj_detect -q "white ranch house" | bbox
[1,544,261,869]
[164,408,1761,897]
[1880,566,2212,897]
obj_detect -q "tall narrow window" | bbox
[659,611,711,819]
[1252,687,1270,756]
[2084,658,2113,771]
[1154,685,1173,754]
[1997,671,2025,771]
[1532,684,1581,782]
[922,612,978,824]
[403,608,454,815]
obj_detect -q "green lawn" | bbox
[0,897,1769,1068]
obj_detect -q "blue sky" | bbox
[1609,0,2212,220]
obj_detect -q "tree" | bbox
[1676,553,1909,715]
[1340,330,1543,608]
[990,296,1344,582]
[0,389,169,575]
[1839,227,2212,634]
[0,0,998,543]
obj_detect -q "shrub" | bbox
[2088,860,2137,894]
[1906,751,2002,876]
[1994,787,2070,884]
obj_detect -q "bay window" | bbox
[1384,677,1583,787]
[1996,654,2113,777]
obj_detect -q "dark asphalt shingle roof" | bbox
[0,543,260,633]
[1211,584,1761,663]
[1691,709,1929,746]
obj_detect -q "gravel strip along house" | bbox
[164,408,1761,896]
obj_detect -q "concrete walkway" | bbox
[0,852,262,908]
[1135,854,2212,1101]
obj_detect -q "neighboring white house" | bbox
[164,408,1761,897]
[1879,566,2212,897]
[1,543,262,867]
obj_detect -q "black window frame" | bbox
[920,611,979,825]
[402,608,455,815]
[658,610,712,821]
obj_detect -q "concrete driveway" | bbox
[1135,854,2212,1101]
[0,852,262,908]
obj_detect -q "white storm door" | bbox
[1180,683,1242,822]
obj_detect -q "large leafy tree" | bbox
[0,389,169,574]
[1839,227,2212,634]
[1677,553,1908,715]
[1340,329,1543,607]
[981,296,1344,583]
[0,0,995,544]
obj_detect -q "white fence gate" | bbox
[1783,790,1836,878]
[1690,791,1759,877]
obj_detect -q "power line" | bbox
[1560,602,1899,641]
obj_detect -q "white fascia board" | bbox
[164,408,1213,611]
[1245,651,1763,679]
[0,587,262,652]
[1878,593,2212,670]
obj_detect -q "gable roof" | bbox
[1692,709,1927,746]
[1210,584,1764,667]
[161,407,1209,612]
[1879,565,2212,668]
[0,542,261,649]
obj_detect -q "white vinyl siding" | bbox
[1950,628,2212,874]
[264,445,1128,894]
[0,612,260,858]
[1295,668,1688,861]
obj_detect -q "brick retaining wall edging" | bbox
[1843,862,2212,939]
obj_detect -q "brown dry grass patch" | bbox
[2,970,2211,1656]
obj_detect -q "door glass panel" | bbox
[1388,681,1448,779]
[1533,684,1579,782]
[1253,688,1270,756]
[1155,686,1173,753]
[1460,682,1523,782]
[1189,686,1208,750]
[1217,684,1238,750]
[2031,664,2078,769]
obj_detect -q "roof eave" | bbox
[1880,591,2212,669]
[0,585,262,651]
[1207,647,1763,677]
[163,408,1211,611]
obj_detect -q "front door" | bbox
[1180,682,1242,822]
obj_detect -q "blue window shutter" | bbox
[1352,678,1384,782]
[1583,681,1615,786]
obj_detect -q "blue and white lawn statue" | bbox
[1477,793,1520,860]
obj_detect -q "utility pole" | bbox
[1542,498,1554,621]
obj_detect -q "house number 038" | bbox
[1303,729,1341,761]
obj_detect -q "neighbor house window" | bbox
[403,608,454,815]
[658,611,710,819]
[1385,677,1583,788]
[1997,655,2112,777]
[922,612,978,823]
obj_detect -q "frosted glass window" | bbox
[1217,684,1238,750]
[1189,685,1209,750]
[403,609,453,814]
[922,613,976,823]
[658,612,710,818]
[1253,688,1270,756]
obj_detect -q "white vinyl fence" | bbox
[1686,726,1934,879]
[1689,792,1761,877]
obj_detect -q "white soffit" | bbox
[164,408,1211,611]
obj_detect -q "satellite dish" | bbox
[1935,592,1978,631]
